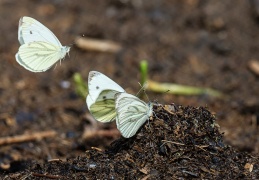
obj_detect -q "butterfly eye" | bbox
[102,96,106,99]
[96,86,99,90]
[30,31,32,34]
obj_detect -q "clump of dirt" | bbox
[4,104,259,179]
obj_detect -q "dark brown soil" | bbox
[4,105,259,179]
[0,0,259,179]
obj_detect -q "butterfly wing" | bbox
[87,71,125,105]
[86,71,125,122]
[87,90,118,122]
[16,16,70,72]
[15,41,65,72]
[115,92,153,138]
[18,16,62,47]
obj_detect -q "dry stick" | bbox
[75,36,122,53]
[32,173,62,179]
[48,159,63,162]
[248,59,259,76]
[161,140,209,151]
[161,140,185,146]
[83,129,120,140]
[91,146,103,152]
[195,145,209,152]
[0,130,57,146]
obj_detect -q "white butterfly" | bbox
[115,92,153,138]
[15,16,70,72]
[86,71,125,122]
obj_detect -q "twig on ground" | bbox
[162,140,209,151]
[32,173,62,179]
[161,140,185,146]
[82,128,120,140]
[248,59,259,76]
[48,159,63,162]
[0,130,57,146]
[75,36,122,53]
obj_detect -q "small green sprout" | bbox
[73,73,88,99]
[140,60,148,86]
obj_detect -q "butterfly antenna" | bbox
[68,40,76,47]
[69,33,84,47]
[141,82,150,102]
[67,33,86,62]
[136,82,149,99]
[143,89,150,102]
[136,82,145,97]
[65,41,79,64]
[152,110,159,120]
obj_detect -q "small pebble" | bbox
[60,81,71,89]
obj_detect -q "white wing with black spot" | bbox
[18,16,61,46]
[86,71,125,122]
[16,16,70,72]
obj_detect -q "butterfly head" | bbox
[147,102,154,117]
[61,46,71,58]
[64,46,71,53]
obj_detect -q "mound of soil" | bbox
[3,105,258,179]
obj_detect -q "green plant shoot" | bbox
[73,73,88,99]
